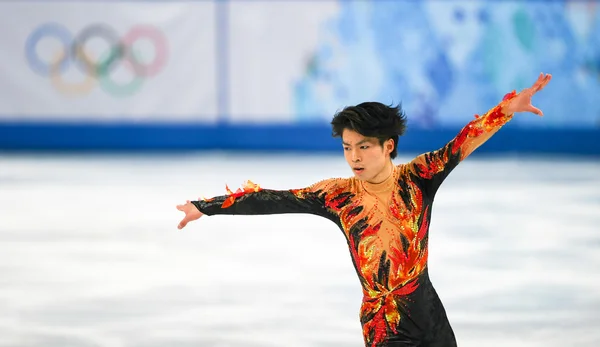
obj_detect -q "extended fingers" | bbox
[533,73,552,92]
[176,200,192,211]
[539,73,552,90]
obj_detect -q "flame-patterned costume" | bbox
[191,92,517,347]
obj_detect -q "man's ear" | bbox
[386,138,394,155]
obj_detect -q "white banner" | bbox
[0,1,217,122]
[227,1,341,123]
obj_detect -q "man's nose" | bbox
[351,150,361,162]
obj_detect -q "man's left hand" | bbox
[503,73,552,116]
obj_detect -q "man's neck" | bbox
[366,161,394,185]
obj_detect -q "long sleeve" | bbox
[191,178,346,222]
[407,90,518,195]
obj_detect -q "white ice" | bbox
[1,153,599,347]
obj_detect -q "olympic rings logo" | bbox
[25,23,168,97]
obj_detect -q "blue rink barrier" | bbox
[0,122,598,156]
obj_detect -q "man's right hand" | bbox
[176,200,203,229]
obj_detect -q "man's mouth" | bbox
[353,168,364,173]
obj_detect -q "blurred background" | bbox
[1,1,599,347]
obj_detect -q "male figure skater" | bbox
[176,73,552,347]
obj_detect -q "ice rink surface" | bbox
[1,152,599,347]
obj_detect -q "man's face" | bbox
[342,129,393,182]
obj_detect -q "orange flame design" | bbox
[221,180,262,208]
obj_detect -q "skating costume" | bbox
[191,92,517,347]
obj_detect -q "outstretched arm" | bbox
[407,73,552,194]
[176,178,346,229]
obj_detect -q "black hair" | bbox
[330,102,407,159]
